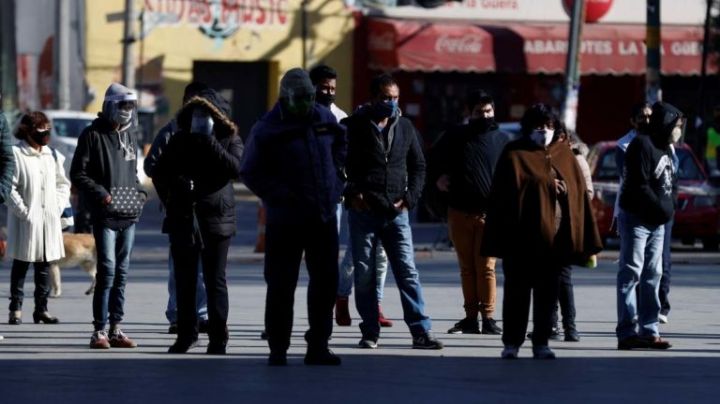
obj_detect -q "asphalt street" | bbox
[0,198,718,403]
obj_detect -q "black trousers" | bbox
[552,265,577,330]
[502,257,561,347]
[9,259,50,313]
[171,232,232,345]
[264,217,338,354]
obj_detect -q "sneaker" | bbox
[564,328,580,342]
[501,345,519,359]
[358,337,378,349]
[481,318,502,335]
[639,336,672,349]
[90,330,111,349]
[304,348,342,366]
[168,323,178,334]
[108,329,138,348]
[168,338,199,354]
[447,318,480,334]
[532,345,556,359]
[378,305,393,328]
[268,351,287,366]
[658,314,668,324]
[412,333,444,350]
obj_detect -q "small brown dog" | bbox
[49,233,97,297]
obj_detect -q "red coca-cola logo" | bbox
[434,35,483,54]
[369,32,395,51]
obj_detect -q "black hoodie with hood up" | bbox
[152,89,243,242]
[619,102,681,225]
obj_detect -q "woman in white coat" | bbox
[6,112,70,325]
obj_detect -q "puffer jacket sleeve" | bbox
[144,121,174,178]
[0,113,16,204]
[200,133,243,180]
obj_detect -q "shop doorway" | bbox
[193,61,269,141]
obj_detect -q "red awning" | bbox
[366,18,714,75]
[367,18,496,73]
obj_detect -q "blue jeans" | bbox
[349,209,431,339]
[165,252,208,323]
[337,204,389,300]
[616,211,664,340]
[92,224,136,330]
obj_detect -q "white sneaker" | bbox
[658,314,668,324]
[532,345,556,360]
[501,345,519,359]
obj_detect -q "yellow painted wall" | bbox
[85,0,355,118]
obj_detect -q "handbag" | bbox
[107,186,145,218]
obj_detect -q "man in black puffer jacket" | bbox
[343,74,442,350]
[152,88,243,355]
[616,101,682,351]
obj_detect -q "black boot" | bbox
[304,347,341,366]
[33,311,59,324]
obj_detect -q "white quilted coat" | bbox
[6,141,70,262]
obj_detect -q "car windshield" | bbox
[595,147,705,181]
[52,117,93,138]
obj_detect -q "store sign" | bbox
[143,0,289,40]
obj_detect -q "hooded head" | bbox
[102,83,138,130]
[177,88,237,138]
[649,102,684,145]
[521,103,557,147]
[279,68,316,118]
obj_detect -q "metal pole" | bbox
[56,0,71,110]
[121,0,136,88]
[301,0,308,69]
[562,0,585,133]
[0,0,18,111]
[646,0,662,103]
[697,0,713,128]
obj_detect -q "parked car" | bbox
[588,141,720,250]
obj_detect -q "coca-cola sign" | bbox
[434,35,484,54]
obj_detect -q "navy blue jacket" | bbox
[240,102,347,224]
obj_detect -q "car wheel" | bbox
[702,236,719,251]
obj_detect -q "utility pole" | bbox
[696,0,714,148]
[561,0,585,133]
[301,0,308,69]
[121,0,136,88]
[56,0,71,110]
[0,0,18,111]
[646,0,662,104]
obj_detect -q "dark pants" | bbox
[9,259,50,313]
[171,232,231,346]
[659,219,673,316]
[264,217,338,354]
[502,257,561,347]
[552,265,577,330]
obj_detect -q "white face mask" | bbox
[191,110,214,136]
[671,126,682,143]
[530,128,554,147]
[115,109,133,125]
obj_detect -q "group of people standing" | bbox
[0,65,682,363]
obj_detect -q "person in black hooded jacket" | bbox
[616,101,682,351]
[152,88,243,355]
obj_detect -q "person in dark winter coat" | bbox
[615,101,682,351]
[241,68,345,366]
[70,83,147,349]
[343,73,443,351]
[144,82,210,335]
[152,88,243,355]
[482,103,602,360]
[433,90,515,336]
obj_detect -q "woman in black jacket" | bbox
[153,89,243,354]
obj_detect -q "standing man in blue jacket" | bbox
[241,68,346,367]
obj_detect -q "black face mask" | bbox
[371,101,395,120]
[316,92,335,107]
[468,117,495,132]
[30,131,50,146]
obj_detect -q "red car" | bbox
[588,141,720,250]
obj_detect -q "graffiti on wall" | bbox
[143,0,290,41]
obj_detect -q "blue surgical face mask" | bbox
[373,99,398,119]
